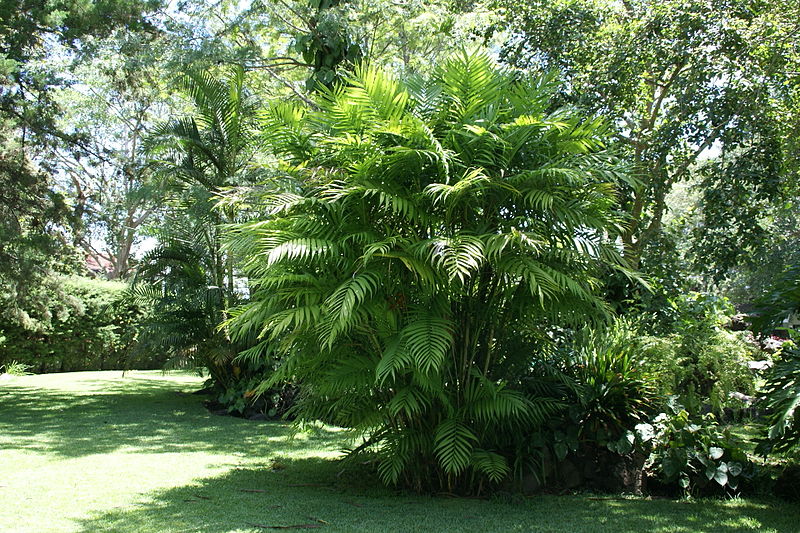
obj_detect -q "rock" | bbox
[748,360,773,371]
[581,448,646,495]
[729,391,756,404]
[521,472,544,493]
[729,314,749,331]
[248,413,267,421]
[211,409,229,416]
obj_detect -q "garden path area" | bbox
[1,371,799,533]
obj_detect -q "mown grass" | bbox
[1,371,799,533]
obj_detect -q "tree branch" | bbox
[260,67,317,109]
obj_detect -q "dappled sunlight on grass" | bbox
[0,371,341,459]
[0,371,345,533]
[2,371,799,533]
[74,474,800,533]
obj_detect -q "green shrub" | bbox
[647,403,753,496]
[569,324,656,447]
[750,264,800,457]
[517,323,658,493]
[750,263,800,334]
[227,52,629,493]
[637,293,760,414]
[0,276,154,372]
[130,241,241,387]
[213,360,297,418]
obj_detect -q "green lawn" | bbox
[1,371,798,533]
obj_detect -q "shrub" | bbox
[750,264,800,456]
[0,276,153,372]
[518,322,658,493]
[0,360,33,376]
[646,403,753,496]
[569,323,656,446]
[637,293,760,414]
[130,241,241,387]
[215,361,298,418]
[227,52,630,492]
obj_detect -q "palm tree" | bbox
[226,51,633,491]
[130,236,238,388]
[136,66,262,384]
[145,65,261,301]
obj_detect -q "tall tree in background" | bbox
[496,0,800,275]
[50,34,176,279]
[1,0,161,332]
[167,0,489,100]
[135,66,263,378]
[146,65,260,299]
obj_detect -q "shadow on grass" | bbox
[6,373,800,532]
[74,456,800,533]
[0,375,340,459]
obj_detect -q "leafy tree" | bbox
[131,236,239,387]
[496,0,800,271]
[1,0,162,334]
[167,0,490,103]
[289,0,363,90]
[227,52,632,491]
[49,34,175,279]
[0,154,79,334]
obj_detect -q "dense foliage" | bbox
[648,405,752,496]
[2,0,799,500]
[752,264,800,455]
[636,293,761,414]
[496,0,799,277]
[758,342,800,455]
[0,276,153,372]
[226,52,634,491]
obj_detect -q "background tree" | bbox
[495,0,800,278]
[48,34,177,279]
[0,0,161,339]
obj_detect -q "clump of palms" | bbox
[227,51,632,492]
[136,66,262,389]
